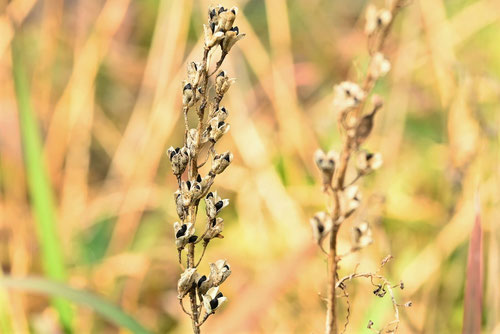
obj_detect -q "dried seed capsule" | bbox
[215,72,236,96]
[370,52,391,79]
[310,211,333,244]
[211,152,233,175]
[203,24,225,48]
[195,274,211,295]
[356,150,383,174]
[204,217,224,241]
[205,191,229,219]
[187,61,202,87]
[182,82,195,107]
[167,146,190,176]
[342,185,362,217]
[180,180,194,206]
[352,221,373,250]
[365,4,392,35]
[222,26,245,54]
[174,190,185,220]
[174,222,196,249]
[333,81,365,114]
[314,149,338,185]
[208,259,231,287]
[210,106,229,122]
[177,267,197,298]
[218,7,237,32]
[202,287,227,314]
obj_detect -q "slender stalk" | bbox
[326,225,339,334]
[320,2,406,333]
[170,6,245,333]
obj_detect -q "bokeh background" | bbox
[1,0,499,333]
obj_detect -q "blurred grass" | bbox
[0,276,152,334]
[0,0,499,333]
[12,35,74,332]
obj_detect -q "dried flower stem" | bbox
[168,5,245,333]
[311,1,407,334]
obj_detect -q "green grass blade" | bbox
[0,277,153,334]
[11,37,74,331]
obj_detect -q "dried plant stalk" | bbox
[167,5,245,334]
[310,1,411,333]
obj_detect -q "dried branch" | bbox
[168,5,245,333]
[310,1,409,333]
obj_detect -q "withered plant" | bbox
[311,1,411,333]
[166,5,244,334]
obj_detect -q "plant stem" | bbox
[187,243,200,333]
[326,225,340,334]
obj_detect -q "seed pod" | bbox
[205,191,229,219]
[342,185,362,218]
[365,4,392,35]
[204,217,224,241]
[210,106,228,122]
[211,152,233,175]
[215,72,236,96]
[222,26,245,54]
[167,146,190,176]
[314,149,338,186]
[352,221,373,250]
[370,52,391,79]
[187,62,203,87]
[174,222,196,250]
[209,259,231,286]
[203,24,224,48]
[333,81,365,115]
[310,211,333,244]
[195,274,211,295]
[356,150,383,174]
[174,190,185,220]
[202,287,227,314]
[180,180,194,206]
[182,82,195,107]
[177,268,197,298]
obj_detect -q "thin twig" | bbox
[194,243,208,268]
[179,298,192,318]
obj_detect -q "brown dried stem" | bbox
[322,2,406,334]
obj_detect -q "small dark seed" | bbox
[215,201,224,211]
[197,275,207,287]
[209,298,219,311]
[317,224,325,234]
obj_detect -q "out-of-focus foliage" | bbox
[0,0,499,333]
